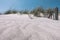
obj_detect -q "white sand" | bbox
[0,14,60,40]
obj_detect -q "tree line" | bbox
[4,7,59,20]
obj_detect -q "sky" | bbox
[0,0,60,13]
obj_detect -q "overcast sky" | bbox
[0,0,60,13]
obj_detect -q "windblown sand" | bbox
[0,14,60,40]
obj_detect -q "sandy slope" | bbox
[0,14,60,40]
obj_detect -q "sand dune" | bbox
[0,14,60,40]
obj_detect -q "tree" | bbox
[53,7,59,20]
[22,9,29,14]
[31,7,44,17]
[46,8,53,18]
[4,10,11,14]
[12,10,17,13]
[4,10,17,14]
